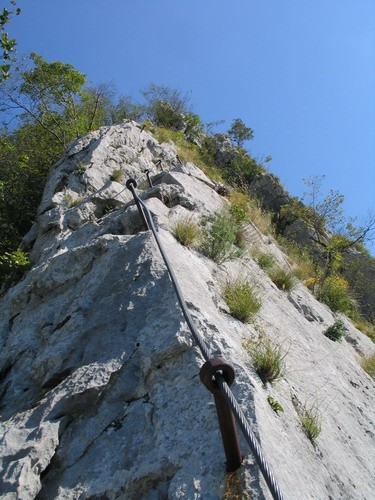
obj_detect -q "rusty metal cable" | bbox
[126,179,285,500]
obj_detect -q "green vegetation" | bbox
[267,395,284,413]
[268,267,297,292]
[0,248,29,287]
[110,169,124,182]
[300,405,321,442]
[222,277,261,323]
[150,125,224,183]
[228,118,254,147]
[254,251,276,271]
[62,192,82,208]
[323,320,346,342]
[0,1,21,80]
[172,217,201,248]
[360,353,375,379]
[244,336,287,383]
[353,318,375,343]
[200,210,245,263]
[318,275,352,314]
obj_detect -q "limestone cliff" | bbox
[0,122,374,499]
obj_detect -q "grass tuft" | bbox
[268,267,297,291]
[222,277,261,323]
[110,169,124,182]
[360,353,375,379]
[300,406,321,442]
[255,251,275,271]
[243,336,286,383]
[172,217,201,248]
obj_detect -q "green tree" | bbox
[0,0,21,80]
[141,83,192,129]
[1,52,88,147]
[228,118,254,147]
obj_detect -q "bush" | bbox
[172,217,201,248]
[360,353,375,379]
[319,275,352,314]
[300,406,321,442]
[323,320,346,342]
[200,211,244,263]
[222,277,261,323]
[268,267,297,291]
[244,336,287,383]
[0,249,30,287]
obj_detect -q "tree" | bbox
[228,118,254,147]
[0,0,21,80]
[299,175,375,275]
[141,83,192,129]
[1,52,88,147]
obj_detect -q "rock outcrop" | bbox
[1,121,374,499]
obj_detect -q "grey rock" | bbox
[1,122,374,500]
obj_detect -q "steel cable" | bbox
[129,183,285,500]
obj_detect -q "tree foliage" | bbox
[0,0,21,80]
[228,118,254,147]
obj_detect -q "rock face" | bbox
[1,121,375,499]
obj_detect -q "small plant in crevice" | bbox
[267,395,284,413]
[323,320,346,342]
[62,192,83,208]
[75,162,86,175]
[200,210,245,263]
[268,267,297,292]
[222,277,261,323]
[172,217,201,248]
[300,405,321,442]
[243,336,287,383]
[360,353,375,379]
[110,169,124,182]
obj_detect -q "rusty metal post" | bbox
[145,169,153,188]
[126,178,149,231]
[200,358,242,472]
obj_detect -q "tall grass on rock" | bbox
[360,353,375,379]
[244,336,287,383]
[172,217,201,248]
[268,267,297,292]
[300,405,321,442]
[254,251,275,271]
[222,277,261,323]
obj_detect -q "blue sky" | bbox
[8,0,375,240]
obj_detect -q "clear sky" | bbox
[7,0,375,239]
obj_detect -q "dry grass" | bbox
[360,353,375,379]
[171,217,201,248]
